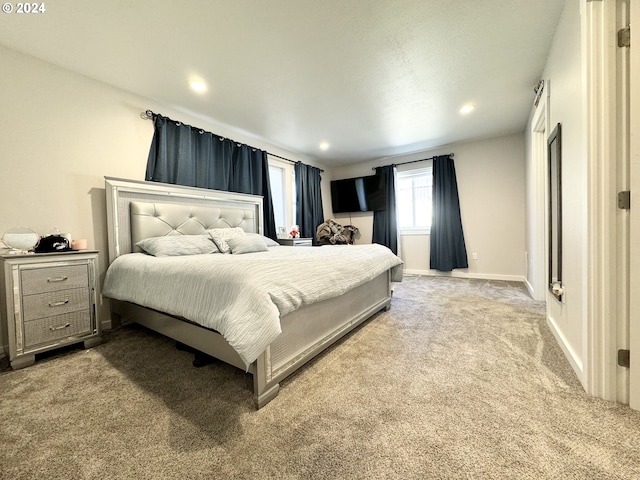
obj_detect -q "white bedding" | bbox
[103,244,403,366]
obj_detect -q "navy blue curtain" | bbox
[372,165,398,254]
[145,114,277,239]
[430,155,468,271]
[294,162,324,244]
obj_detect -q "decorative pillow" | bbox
[208,227,246,254]
[136,235,219,257]
[245,233,280,247]
[226,235,269,254]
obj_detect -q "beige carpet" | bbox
[2,276,640,479]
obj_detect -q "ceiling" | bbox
[0,0,565,166]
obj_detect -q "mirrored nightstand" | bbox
[276,238,312,247]
[0,250,101,369]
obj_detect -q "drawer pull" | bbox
[48,299,70,307]
[47,276,69,283]
[49,323,71,331]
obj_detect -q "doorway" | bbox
[528,88,548,302]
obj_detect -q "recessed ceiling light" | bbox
[459,104,475,114]
[190,80,207,93]
[319,141,330,151]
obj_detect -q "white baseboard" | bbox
[524,277,535,298]
[546,314,585,386]
[403,269,525,283]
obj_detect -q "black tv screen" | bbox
[330,174,387,213]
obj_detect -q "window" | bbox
[268,159,296,234]
[269,164,286,230]
[397,167,432,233]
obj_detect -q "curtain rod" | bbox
[267,152,324,173]
[141,109,323,173]
[372,153,454,171]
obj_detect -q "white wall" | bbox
[331,133,526,281]
[525,0,585,379]
[0,45,328,334]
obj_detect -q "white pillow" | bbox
[208,227,245,254]
[227,235,269,254]
[245,233,280,247]
[137,235,219,257]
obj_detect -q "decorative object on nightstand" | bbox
[276,238,312,247]
[71,238,88,250]
[0,250,101,369]
[34,233,72,253]
[1,226,40,253]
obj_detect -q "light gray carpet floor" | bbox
[1,275,640,479]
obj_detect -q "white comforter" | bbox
[103,244,403,366]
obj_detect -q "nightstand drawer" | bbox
[23,310,92,348]
[22,287,91,322]
[21,264,89,295]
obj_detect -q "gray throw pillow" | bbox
[136,235,219,257]
[245,233,280,247]
[227,235,269,254]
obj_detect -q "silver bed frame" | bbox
[105,177,393,408]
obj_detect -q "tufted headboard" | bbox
[105,177,263,262]
[129,201,257,252]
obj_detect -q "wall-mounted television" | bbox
[330,174,387,213]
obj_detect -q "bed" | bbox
[103,177,403,408]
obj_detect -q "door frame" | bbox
[628,0,640,410]
[528,86,549,302]
[583,0,626,402]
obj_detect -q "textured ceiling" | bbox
[0,0,565,166]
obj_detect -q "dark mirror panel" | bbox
[548,123,563,301]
